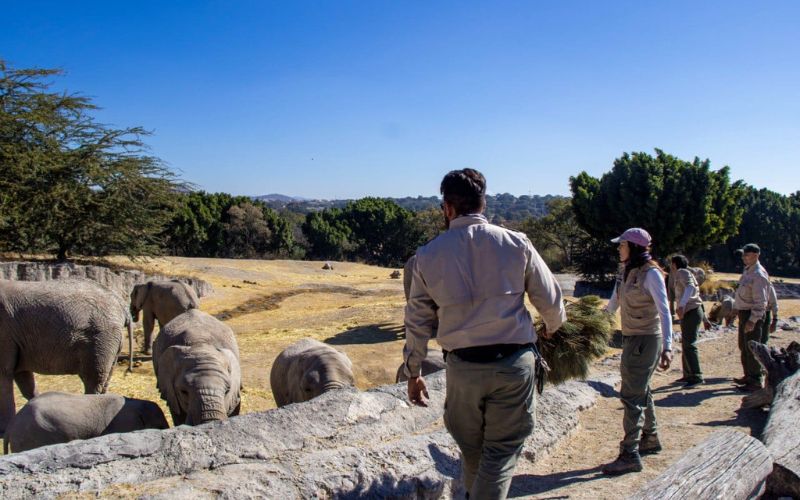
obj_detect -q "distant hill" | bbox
[256,193,564,222]
[252,193,310,203]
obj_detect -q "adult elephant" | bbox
[0,279,134,435]
[4,392,169,453]
[270,338,355,407]
[152,309,241,426]
[130,280,200,354]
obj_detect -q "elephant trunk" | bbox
[190,388,227,425]
[130,306,140,322]
[322,381,347,393]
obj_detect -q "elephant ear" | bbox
[219,348,242,414]
[154,345,190,422]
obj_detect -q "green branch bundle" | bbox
[536,295,614,385]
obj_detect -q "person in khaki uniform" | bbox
[602,228,673,476]
[671,255,705,387]
[732,243,770,391]
[403,168,566,499]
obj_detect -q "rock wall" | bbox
[0,261,213,304]
[0,371,618,498]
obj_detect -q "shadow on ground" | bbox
[653,377,739,408]
[698,406,770,437]
[508,465,605,498]
[325,322,405,345]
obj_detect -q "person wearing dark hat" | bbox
[732,243,771,391]
[403,168,567,498]
[602,228,673,475]
[670,255,704,387]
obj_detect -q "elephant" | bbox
[130,280,200,354]
[0,279,134,435]
[270,338,355,407]
[152,309,241,426]
[708,296,737,326]
[3,391,169,454]
[395,349,447,383]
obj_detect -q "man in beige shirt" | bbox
[733,243,771,390]
[403,168,566,499]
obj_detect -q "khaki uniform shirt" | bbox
[734,262,770,322]
[403,214,566,377]
[674,268,703,313]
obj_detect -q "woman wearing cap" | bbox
[671,254,704,387]
[602,228,673,476]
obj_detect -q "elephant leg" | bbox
[14,371,38,400]
[143,310,155,355]
[0,375,15,435]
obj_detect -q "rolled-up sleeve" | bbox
[403,258,438,378]
[524,242,566,333]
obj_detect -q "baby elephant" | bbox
[709,296,737,326]
[153,309,242,426]
[395,349,447,383]
[270,339,355,407]
[130,280,200,354]
[3,392,169,454]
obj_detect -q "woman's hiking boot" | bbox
[601,450,643,475]
[639,433,662,455]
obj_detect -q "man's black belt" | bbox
[448,343,534,363]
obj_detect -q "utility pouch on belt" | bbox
[532,343,549,395]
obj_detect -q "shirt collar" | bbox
[449,213,488,229]
[745,261,761,273]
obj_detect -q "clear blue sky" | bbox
[3,1,798,199]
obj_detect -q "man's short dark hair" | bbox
[671,254,689,269]
[440,169,486,216]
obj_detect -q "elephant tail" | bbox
[126,314,134,374]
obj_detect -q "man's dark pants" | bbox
[680,307,703,383]
[737,310,765,385]
[444,349,536,499]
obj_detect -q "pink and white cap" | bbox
[611,227,652,247]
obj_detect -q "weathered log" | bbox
[743,340,800,408]
[629,429,772,500]
[762,370,800,498]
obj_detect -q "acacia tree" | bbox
[0,60,183,260]
[570,149,745,263]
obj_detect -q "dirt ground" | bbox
[8,256,800,499]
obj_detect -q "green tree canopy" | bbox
[570,149,745,259]
[0,60,184,260]
[703,187,800,276]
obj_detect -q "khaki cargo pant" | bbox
[620,334,661,454]
[444,349,536,500]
